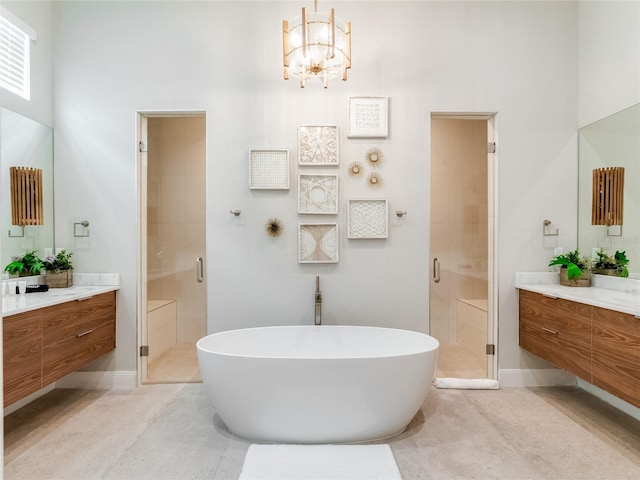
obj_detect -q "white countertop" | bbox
[516,272,640,317]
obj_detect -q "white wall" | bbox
[51,1,580,374]
[579,1,640,126]
[0,1,53,126]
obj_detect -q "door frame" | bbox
[429,111,499,381]
[135,110,207,386]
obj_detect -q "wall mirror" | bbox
[578,103,639,277]
[1,108,55,267]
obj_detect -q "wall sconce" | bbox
[592,167,624,227]
[10,166,43,227]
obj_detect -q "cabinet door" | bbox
[592,307,640,408]
[42,291,116,384]
[3,310,43,407]
[519,290,591,380]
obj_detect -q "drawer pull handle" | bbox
[76,329,94,337]
[543,294,558,299]
[76,296,94,302]
[542,327,558,335]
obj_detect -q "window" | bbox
[0,8,36,101]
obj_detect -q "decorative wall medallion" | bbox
[347,199,388,239]
[348,97,388,138]
[366,147,383,165]
[298,174,338,214]
[298,223,339,263]
[298,126,339,166]
[348,161,363,176]
[367,171,382,186]
[249,149,290,189]
[265,218,284,237]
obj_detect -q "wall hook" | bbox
[230,209,241,217]
[396,211,408,218]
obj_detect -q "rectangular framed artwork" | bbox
[249,149,290,189]
[348,97,388,138]
[298,126,339,166]
[298,174,339,214]
[298,223,339,263]
[347,199,388,239]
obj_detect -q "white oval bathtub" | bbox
[196,325,439,444]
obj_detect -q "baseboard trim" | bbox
[576,379,640,422]
[498,368,576,387]
[55,371,137,390]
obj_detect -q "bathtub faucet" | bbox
[314,275,322,325]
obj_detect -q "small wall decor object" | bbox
[365,147,383,165]
[367,171,382,186]
[298,174,339,214]
[348,199,388,239]
[592,167,624,226]
[348,161,363,176]
[249,149,290,189]
[265,218,284,237]
[348,97,388,138]
[298,126,339,166]
[10,166,44,226]
[299,223,338,263]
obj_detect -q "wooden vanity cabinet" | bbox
[591,306,640,408]
[3,291,116,408]
[42,291,116,385]
[3,310,43,407]
[519,289,640,409]
[518,290,591,380]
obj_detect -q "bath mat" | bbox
[239,444,402,480]
[434,377,500,389]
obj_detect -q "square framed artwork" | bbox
[298,223,339,263]
[348,97,388,138]
[347,199,388,239]
[298,126,339,166]
[298,174,339,214]
[249,149,290,189]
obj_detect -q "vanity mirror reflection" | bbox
[1,108,54,268]
[578,103,639,278]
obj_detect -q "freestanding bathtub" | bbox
[196,325,439,444]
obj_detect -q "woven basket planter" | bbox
[46,270,73,288]
[559,267,591,287]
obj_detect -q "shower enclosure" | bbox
[429,114,495,380]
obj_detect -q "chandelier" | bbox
[282,0,351,88]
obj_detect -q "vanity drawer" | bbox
[519,290,592,380]
[42,317,115,385]
[591,307,640,408]
[42,291,116,348]
[3,310,43,407]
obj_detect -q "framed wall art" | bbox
[249,149,290,189]
[298,174,339,214]
[298,223,339,263]
[348,97,388,138]
[347,199,388,239]
[298,126,339,166]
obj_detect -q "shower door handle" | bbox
[196,257,204,283]
[433,257,440,283]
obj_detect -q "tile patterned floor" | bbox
[4,384,640,479]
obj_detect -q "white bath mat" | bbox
[239,444,402,480]
[434,377,500,389]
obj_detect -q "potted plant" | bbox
[548,249,592,287]
[593,249,629,278]
[4,250,45,277]
[43,249,74,288]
